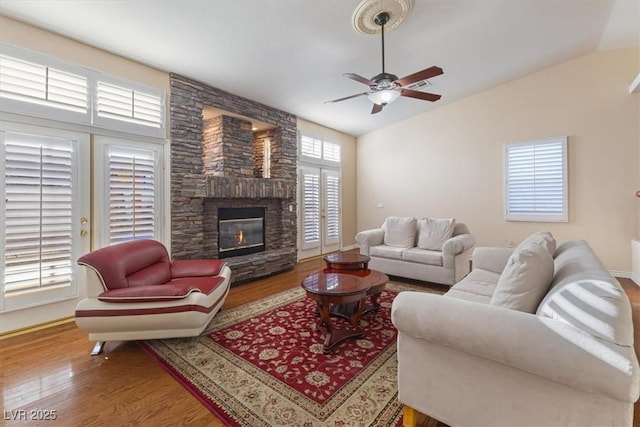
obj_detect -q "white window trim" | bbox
[298,131,341,168]
[1,43,166,139]
[92,73,166,139]
[504,136,568,222]
[0,44,92,126]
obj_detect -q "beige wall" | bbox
[297,118,358,251]
[0,16,171,334]
[0,16,169,98]
[357,48,639,272]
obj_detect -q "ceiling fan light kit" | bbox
[368,89,400,105]
[328,0,443,114]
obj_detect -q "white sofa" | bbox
[355,216,475,286]
[392,234,639,427]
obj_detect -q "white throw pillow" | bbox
[515,231,556,256]
[417,217,456,250]
[382,216,417,248]
[490,242,554,313]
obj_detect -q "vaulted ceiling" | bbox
[1,1,638,136]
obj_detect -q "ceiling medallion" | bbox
[352,0,413,35]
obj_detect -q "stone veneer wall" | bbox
[170,73,298,283]
[203,115,254,177]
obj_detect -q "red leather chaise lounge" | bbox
[75,239,232,355]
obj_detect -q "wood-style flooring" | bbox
[1,254,639,427]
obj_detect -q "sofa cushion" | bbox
[77,239,172,290]
[450,268,500,298]
[370,245,405,260]
[515,231,556,256]
[382,216,417,248]
[402,247,443,266]
[490,243,554,313]
[97,277,225,303]
[417,217,456,250]
[537,240,633,346]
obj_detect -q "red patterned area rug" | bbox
[140,282,439,426]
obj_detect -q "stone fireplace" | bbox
[170,73,297,284]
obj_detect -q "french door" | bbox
[0,122,90,312]
[298,166,340,260]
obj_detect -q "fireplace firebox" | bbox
[218,207,266,259]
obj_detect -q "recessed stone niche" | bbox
[170,73,297,284]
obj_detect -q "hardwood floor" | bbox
[1,256,639,427]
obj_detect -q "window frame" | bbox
[1,43,166,139]
[0,44,91,126]
[93,136,165,248]
[298,132,341,167]
[504,136,568,222]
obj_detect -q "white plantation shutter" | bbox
[301,169,321,249]
[505,137,568,222]
[0,49,89,123]
[300,135,322,159]
[107,146,158,244]
[1,130,81,306]
[323,141,341,163]
[96,81,163,129]
[323,171,340,244]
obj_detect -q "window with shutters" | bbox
[300,135,322,159]
[301,170,321,249]
[324,171,340,244]
[1,127,87,312]
[0,44,89,124]
[93,136,163,247]
[94,78,165,138]
[505,136,568,222]
[323,141,341,163]
[299,133,341,166]
[0,43,166,139]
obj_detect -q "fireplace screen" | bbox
[218,207,265,258]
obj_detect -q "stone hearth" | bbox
[170,73,297,284]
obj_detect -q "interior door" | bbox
[1,122,90,312]
[321,169,340,254]
[298,166,341,260]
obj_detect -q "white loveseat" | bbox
[355,216,475,286]
[392,233,639,427]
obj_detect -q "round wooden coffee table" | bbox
[322,252,388,317]
[301,272,369,353]
[324,253,370,270]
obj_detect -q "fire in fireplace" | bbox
[218,207,265,258]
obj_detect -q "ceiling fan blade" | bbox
[400,89,442,102]
[371,103,384,114]
[325,92,369,103]
[395,66,444,87]
[343,73,375,86]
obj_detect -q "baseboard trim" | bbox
[611,270,631,279]
[0,316,75,340]
[632,274,640,286]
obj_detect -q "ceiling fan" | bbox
[326,11,443,114]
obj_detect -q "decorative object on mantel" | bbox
[326,0,443,114]
[140,283,444,426]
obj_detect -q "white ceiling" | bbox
[0,1,638,136]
